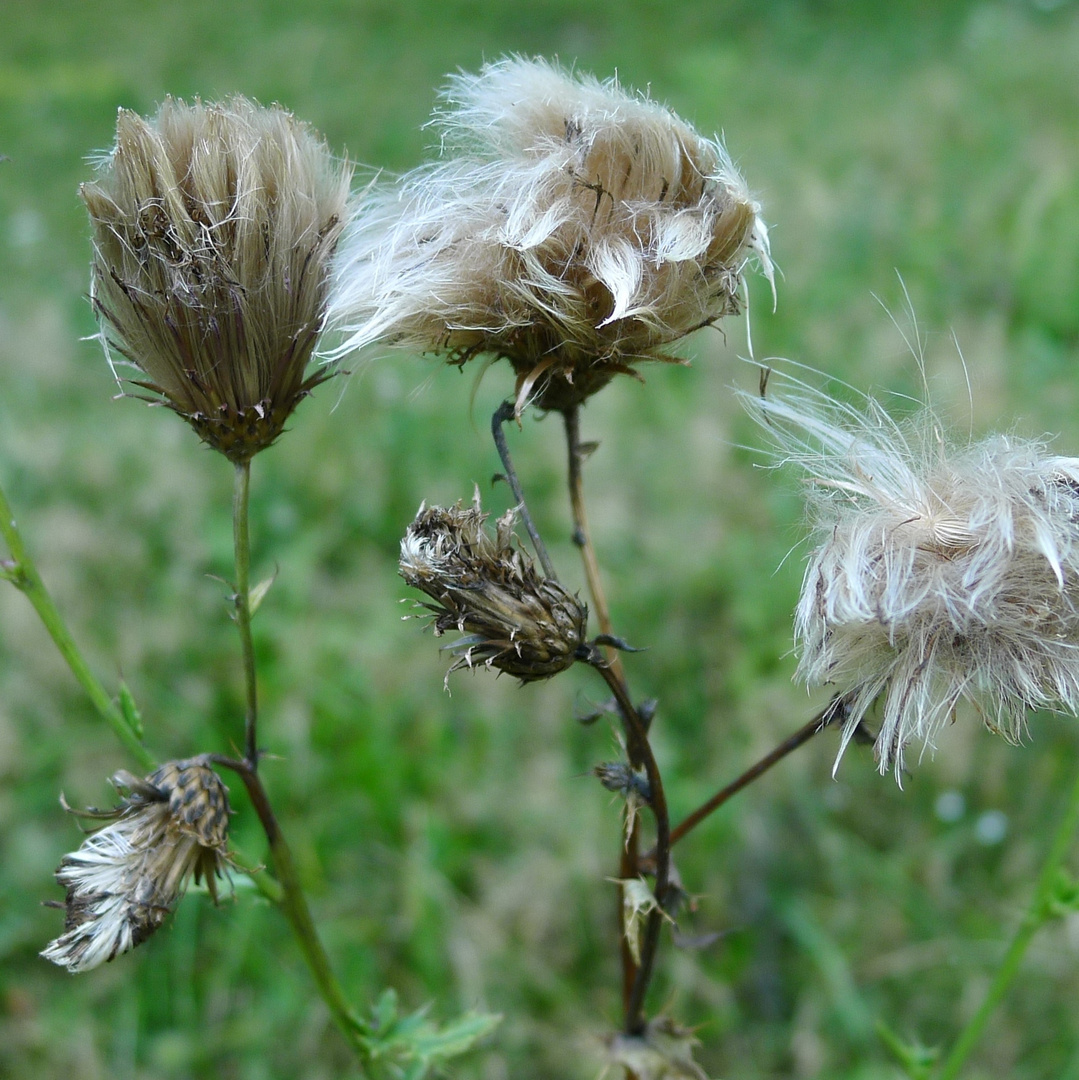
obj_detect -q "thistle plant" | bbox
[3,56,1079,1080]
[1,95,496,1078]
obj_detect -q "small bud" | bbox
[329,57,771,415]
[41,757,230,972]
[400,494,587,683]
[82,97,351,461]
[594,762,652,803]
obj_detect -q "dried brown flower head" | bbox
[400,492,587,683]
[83,96,351,461]
[605,1017,710,1080]
[329,56,772,415]
[41,757,230,972]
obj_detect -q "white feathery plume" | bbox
[743,365,1079,778]
[327,56,772,415]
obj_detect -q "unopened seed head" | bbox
[744,366,1079,778]
[83,96,351,461]
[400,492,587,683]
[41,756,230,972]
[329,56,772,415]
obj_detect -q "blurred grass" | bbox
[3,0,1079,1077]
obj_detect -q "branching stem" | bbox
[560,406,668,1036]
[663,696,848,851]
[593,662,671,1035]
[212,756,365,1053]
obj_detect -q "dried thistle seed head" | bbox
[83,96,351,461]
[744,366,1079,779]
[41,756,230,973]
[606,1017,710,1080]
[329,56,772,415]
[400,493,587,682]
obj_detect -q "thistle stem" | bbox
[561,406,661,1028]
[935,758,1079,1080]
[491,401,557,579]
[662,696,847,852]
[212,756,364,1053]
[232,460,259,768]
[594,662,672,1035]
[563,407,625,684]
[0,479,154,770]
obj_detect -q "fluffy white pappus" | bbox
[327,56,772,415]
[743,368,1079,778]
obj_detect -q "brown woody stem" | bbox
[662,695,849,853]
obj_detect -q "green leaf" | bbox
[249,568,278,617]
[374,987,399,1033]
[408,1010,501,1063]
[876,1019,937,1079]
[118,680,144,739]
[1045,868,1079,918]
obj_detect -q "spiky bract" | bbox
[401,493,587,682]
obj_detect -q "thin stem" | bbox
[563,406,625,684]
[665,696,846,850]
[213,756,364,1052]
[233,460,259,768]
[491,401,557,579]
[0,480,154,770]
[593,661,671,1035]
[563,405,641,1022]
[935,759,1079,1080]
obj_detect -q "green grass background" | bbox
[3,1,1079,1077]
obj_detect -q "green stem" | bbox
[0,479,154,771]
[232,461,259,768]
[216,756,366,1053]
[936,761,1079,1080]
[225,467,365,1058]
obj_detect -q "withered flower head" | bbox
[329,56,772,415]
[605,1017,710,1080]
[82,96,351,461]
[42,757,230,973]
[745,366,1079,779]
[400,492,588,683]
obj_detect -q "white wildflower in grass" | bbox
[328,56,772,415]
[42,758,230,972]
[744,366,1079,778]
[82,97,351,461]
[400,491,588,683]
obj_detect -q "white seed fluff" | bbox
[744,368,1079,778]
[327,57,771,413]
